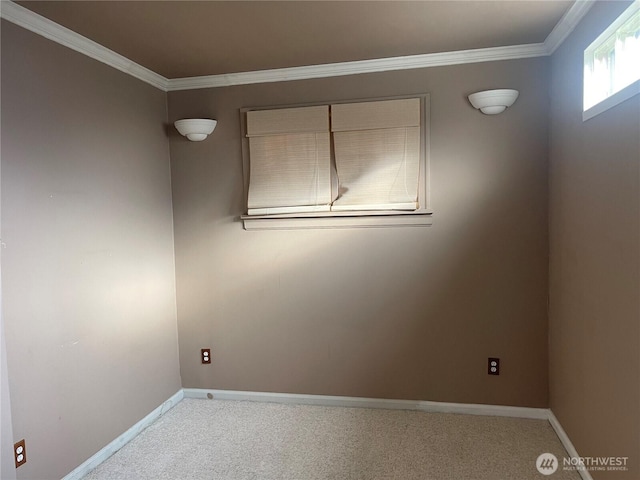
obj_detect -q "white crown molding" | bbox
[544,0,596,54]
[2,0,594,91]
[0,0,169,91]
[167,43,547,91]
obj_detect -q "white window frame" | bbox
[583,0,640,121]
[240,94,432,230]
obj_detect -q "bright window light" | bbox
[583,0,640,116]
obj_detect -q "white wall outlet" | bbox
[201,348,211,364]
[488,358,500,375]
[14,439,26,468]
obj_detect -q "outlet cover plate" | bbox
[488,358,500,375]
[14,439,26,468]
[201,348,211,364]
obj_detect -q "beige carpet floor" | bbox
[83,398,580,480]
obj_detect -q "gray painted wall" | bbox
[1,274,16,480]
[1,93,17,480]
[1,21,181,479]
[168,57,550,407]
[5,1,638,477]
[549,2,640,479]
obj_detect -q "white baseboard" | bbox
[62,388,591,480]
[182,388,549,419]
[62,389,184,480]
[548,410,594,480]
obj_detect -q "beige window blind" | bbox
[246,106,332,215]
[331,98,421,211]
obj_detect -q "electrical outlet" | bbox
[488,358,500,375]
[14,439,26,468]
[201,348,211,364]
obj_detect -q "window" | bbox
[583,0,640,121]
[331,98,421,212]
[246,106,332,215]
[240,95,431,230]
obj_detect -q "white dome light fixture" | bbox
[174,118,217,141]
[468,89,519,115]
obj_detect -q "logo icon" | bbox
[536,453,558,475]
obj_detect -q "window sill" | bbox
[583,79,640,122]
[241,210,433,230]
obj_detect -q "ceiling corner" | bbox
[543,0,596,54]
[0,0,169,91]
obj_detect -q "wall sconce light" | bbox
[468,89,519,115]
[174,119,217,141]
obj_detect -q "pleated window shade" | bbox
[246,106,332,215]
[331,98,421,211]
